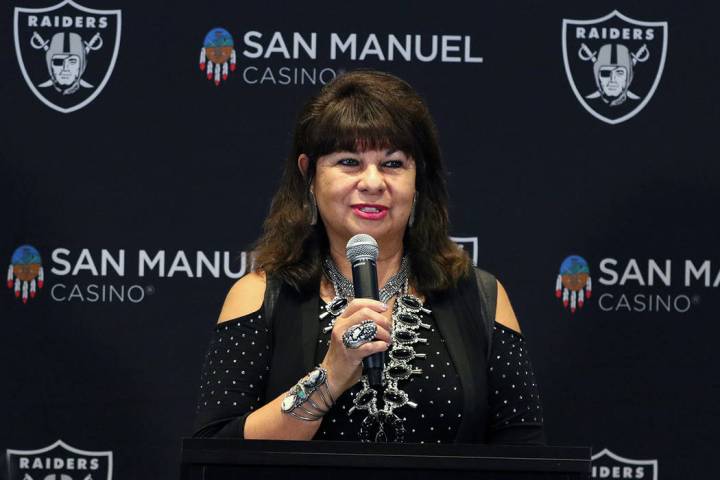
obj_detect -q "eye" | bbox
[383,160,404,168]
[337,158,359,167]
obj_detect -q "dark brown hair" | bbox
[253,70,471,293]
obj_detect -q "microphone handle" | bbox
[351,259,384,387]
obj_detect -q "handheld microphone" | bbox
[346,234,384,387]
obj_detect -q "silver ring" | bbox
[342,320,377,349]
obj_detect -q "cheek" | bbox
[314,179,348,211]
[394,190,416,215]
[400,175,417,206]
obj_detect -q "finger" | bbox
[342,298,388,317]
[376,316,392,333]
[339,307,390,329]
[373,326,391,344]
[355,340,390,358]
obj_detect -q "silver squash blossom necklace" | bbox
[321,256,431,442]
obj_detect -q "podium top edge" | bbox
[181,438,591,466]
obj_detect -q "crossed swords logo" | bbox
[578,42,650,101]
[29,30,103,89]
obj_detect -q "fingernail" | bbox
[381,303,388,311]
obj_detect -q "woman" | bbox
[193,70,545,444]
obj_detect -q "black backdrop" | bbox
[2,1,718,479]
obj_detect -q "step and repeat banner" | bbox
[2,1,718,479]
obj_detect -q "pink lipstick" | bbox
[352,204,388,220]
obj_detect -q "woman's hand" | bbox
[321,298,391,397]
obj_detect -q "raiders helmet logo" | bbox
[6,439,113,480]
[591,448,658,480]
[562,10,668,124]
[13,0,121,113]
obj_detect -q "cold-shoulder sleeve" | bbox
[486,323,546,445]
[192,308,271,438]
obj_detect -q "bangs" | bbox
[304,91,419,161]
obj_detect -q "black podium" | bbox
[180,439,590,480]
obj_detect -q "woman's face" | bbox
[305,148,416,255]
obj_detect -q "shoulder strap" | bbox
[263,273,281,330]
[473,268,497,361]
[263,276,320,402]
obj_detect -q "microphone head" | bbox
[346,234,379,263]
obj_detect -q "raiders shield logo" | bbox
[591,448,658,480]
[14,0,122,113]
[6,439,113,480]
[562,10,668,124]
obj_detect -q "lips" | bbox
[352,204,388,220]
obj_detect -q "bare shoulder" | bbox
[494,280,522,334]
[217,270,267,324]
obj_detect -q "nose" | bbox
[358,164,386,194]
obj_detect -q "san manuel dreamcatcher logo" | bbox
[555,255,592,314]
[14,0,122,113]
[199,27,237,86]
[562,10,668,124]
[6,245,44,303]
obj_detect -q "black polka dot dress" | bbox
[193,311,270,437]
[486,324,545,444]
[193,301,545,443]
